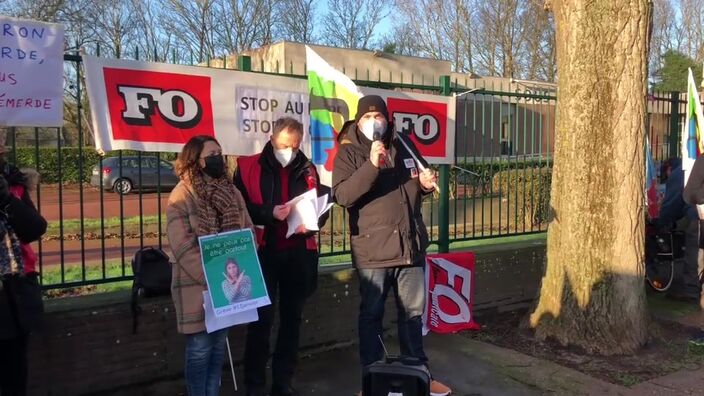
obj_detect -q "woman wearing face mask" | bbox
[234,117,330,396]
[166,135,254,396]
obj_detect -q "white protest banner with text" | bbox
[83,56,309,155]
[237,86,309,147]
[0,16,64,127]
[84,56,457,163]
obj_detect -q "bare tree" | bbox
[394,0,474,72]
[679,0,704,62]
[0,0,68,21]
[162,0,217,63]
[277,0,317,43]
[322,0,390,49]
[522,0,555,81]
[213,0,275,54]
[472,0,529,78]
[529,0,651,354]
[82,0,137,59]
[376,25,418,56]
[130,0,175,62]
[649,0,675,76]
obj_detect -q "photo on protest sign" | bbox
[198,229,270,317]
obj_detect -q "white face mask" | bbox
[360,119,387,141]
[274,148,297,167]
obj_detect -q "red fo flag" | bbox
[423,252,479,334]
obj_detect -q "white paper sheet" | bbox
[286,189,331,238]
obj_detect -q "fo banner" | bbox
[0,16,64,127]
[83,56,309,155]
[424,252,479,334]
[361,87,455,164]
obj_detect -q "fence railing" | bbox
[2,49,684,292]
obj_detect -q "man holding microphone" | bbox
[332,95,452,396]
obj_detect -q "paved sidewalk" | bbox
[100,293,704,396]
[101,333,631,396]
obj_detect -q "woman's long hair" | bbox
[175,135,220,184]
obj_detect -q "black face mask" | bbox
[202,154,225,179]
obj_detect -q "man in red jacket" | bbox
[234,117,329,396]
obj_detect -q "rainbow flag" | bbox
[306,45,361,185]
[682,68,704,185]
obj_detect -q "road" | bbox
[32,185,525,270]
[34,185,169,222]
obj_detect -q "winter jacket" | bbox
[659,159,697,226]
[332,121,432,269]
[0,166,46,339]
[166,180,254,334]
[234,142,330,252]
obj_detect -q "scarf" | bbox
[192,174,244,236]
[0,217,23,276]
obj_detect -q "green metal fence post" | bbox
[438,76,452,253]
[669,91,680,158]
[238,55,252,72]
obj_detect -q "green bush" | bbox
[450,158,553,198]
[492,167,552,227]
[12,148,177,184]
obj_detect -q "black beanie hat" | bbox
[355,95,389,122]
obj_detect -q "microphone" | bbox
[373,131,385,166]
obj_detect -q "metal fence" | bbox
[2,49,685,291]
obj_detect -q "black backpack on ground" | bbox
[362,356,431,396]
[130,246,172,334]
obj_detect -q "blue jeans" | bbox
[184,329,229,396]
[357,265,427,367]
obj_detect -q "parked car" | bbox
[90,156,179,195]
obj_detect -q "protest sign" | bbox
[423,252,479,334]
[198,229,270,317]
[0,16,64,127]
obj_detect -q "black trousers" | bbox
[244,246,318,392]
[0,335,28,396]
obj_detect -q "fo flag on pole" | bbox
[682,68,704,186]
[423,253,479,334]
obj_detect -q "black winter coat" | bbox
[332,121,431,269]
[0,165,46,339]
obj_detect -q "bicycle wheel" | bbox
[646,258,674,292]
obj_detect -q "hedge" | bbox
[491,167,552,228]
[11,146,552,187]
[13,148,177,184]
[450,158,553,198]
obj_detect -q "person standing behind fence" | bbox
[0,132,47,396]
[234,117,329,396]
[332,95,452,396]
[658,158,700,303]
[167,135,254,396]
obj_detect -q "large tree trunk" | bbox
[528,0,652,355]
